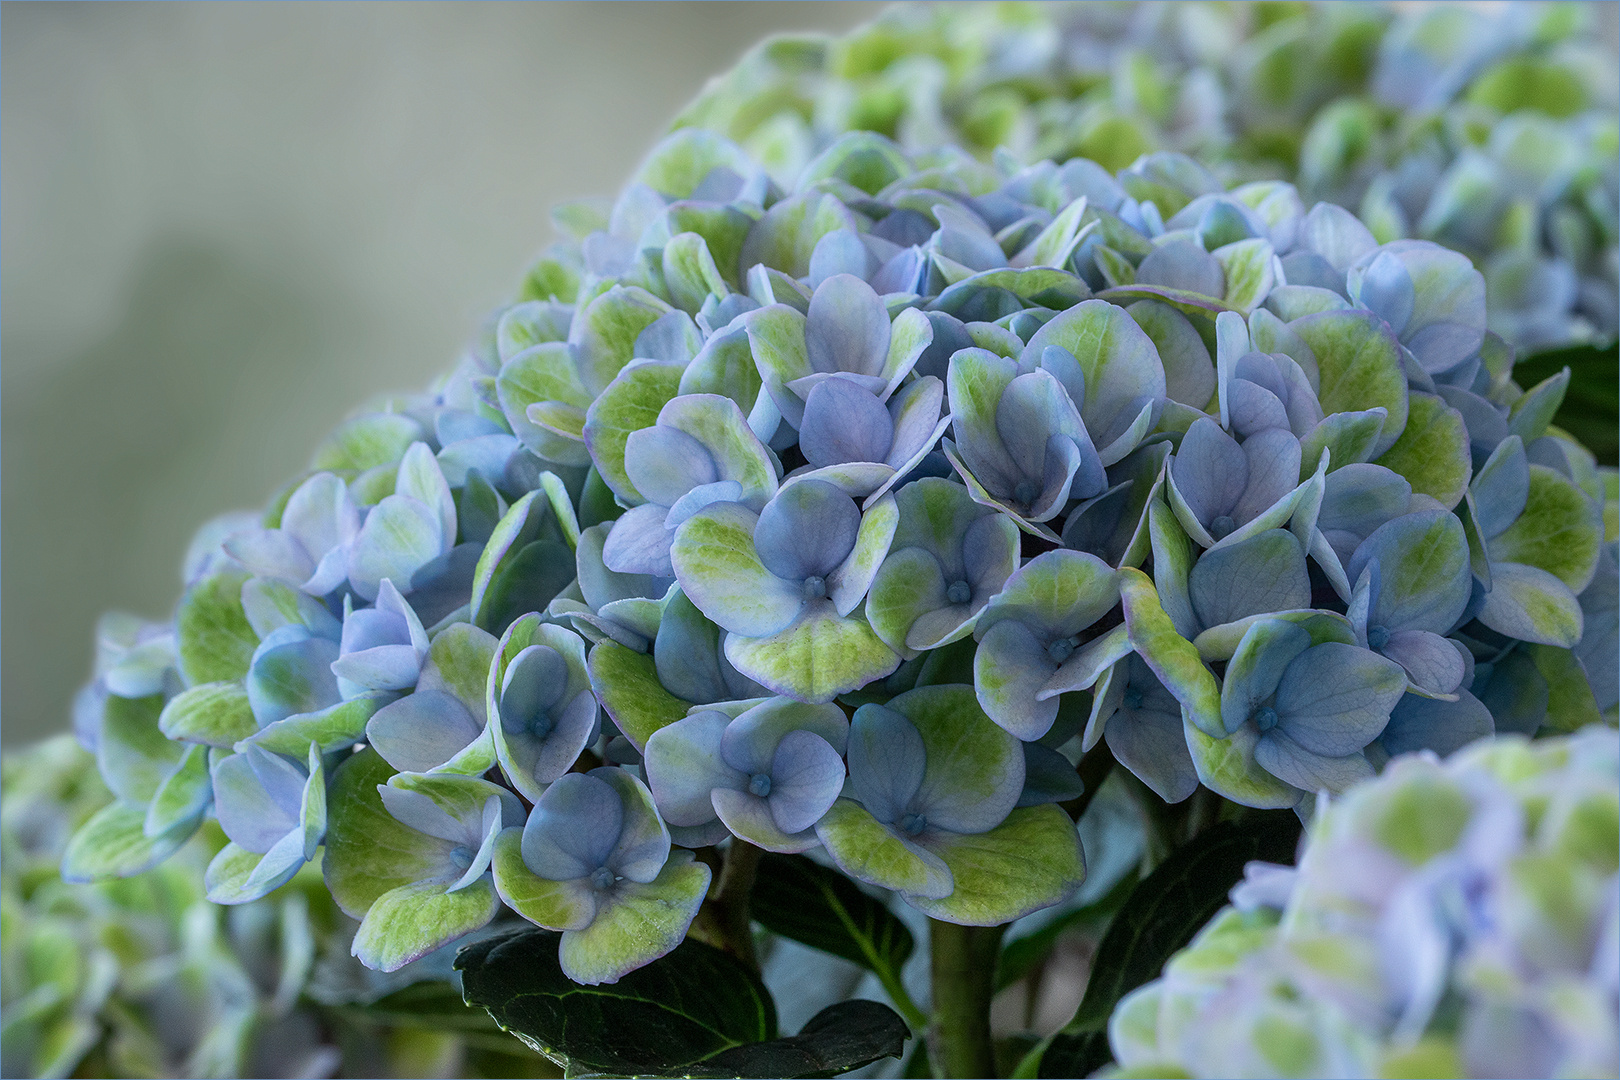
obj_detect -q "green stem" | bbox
[927,920,1006,1079]
[874,960,929,1034]
[715,839,763,970]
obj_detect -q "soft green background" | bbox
[1,1,885,745]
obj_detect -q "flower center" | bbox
[590,866,617,891]
[1210,514,1236,540]
[1367,624,1391,650]
[802,575,828,601]
[528,712,556,739]
[1047,636,1076,664]
[748,773,773,798]
[946,580,972,605]
[1123,686,1144,710]
[1253,706,1279,732]
[448,845,475,871]
[899,812,927,836]
[1014,478,1041,507]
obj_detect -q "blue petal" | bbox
[1171,416,1246,525]
[601,504,677,579]
[1379,689,1493,757]
[753,480,861,581]
[1188,530,1310,631]
[521,772,623,880]
[213,748,302,853]
[1274,643,1407,756]
[767,729,846,835]
[1136,239,1224,296]
[1254,729,1370,795]
[799,377,895,467]
[974,620,1062,740]
[846,704,925,826]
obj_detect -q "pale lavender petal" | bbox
[643,712,745,827]
[624,425,718,507]
[595,768,669,884]
[379,785,469,845]
[499,645,568,732]
[806,274,890,377]
[1232,428,1303,526]
[282,472,359,561]
[1106,707,1199,804]
[225,529,315,584]
[974,620,1061,740]
[1188,530,1310,630]
[601,503,676,579]
[1226,379,1291,438]
[711,788,816,853]
[1381,630,1466,696]
[213,750,300,853]
[348,495,443,602]
[526,690,599,785]
[1137,239,1224,296]
[366,690,481,773]
[330,644,421,692]
[1254,730,1371,795]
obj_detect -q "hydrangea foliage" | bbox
[40,3,1619,1078]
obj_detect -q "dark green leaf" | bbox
[455,925,775,1076]
[1037,812,1301,1079]
[752,854,914,980]
[691,1000,909,1079]
[1513,341,1619,466]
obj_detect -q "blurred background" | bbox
[0,2,887,745]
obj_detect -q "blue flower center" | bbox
[946,580,972,605]
[1367,624,1391,650]
[1210,514,1236,540]
[590,866,617,891]
[1253,706,1279,732]
[802,575,828,601]
[748,773,773,798]
[449,844,475,871]
[1047,636,1077,664]
[899,812,927,836]
[1014,478,1041,507]
[1123,686,1144,710]
[528,713,556,739]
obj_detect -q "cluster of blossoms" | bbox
[678,0,1619,349]
[60,103,1615,1001]
[2,736,547,1079]
[1106,727,1619,1080]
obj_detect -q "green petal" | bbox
[815,799,952,898]
[491,828,597,931]
[725,604,900,704]
[569,286,675,395]
[976,550,1119,640]
[1299,409,1386,481]
[143,743,212,839]
[352,878,500,973]
[557,852,712,985]
[1183,721,1300,809]
[1525,644,1604,732]
[239,693,385,757]
[61,801,195,883]
[176,570,259,687]
[663,233,730,314]
[1191,610,1356,662]
[1119,567,1222,738]
[589,640,691,752]
[1476,562,1584,647]
[743,305,812,423]
[203,842,278,905]
[583,360,686,504]
[1374,392,1471,509]
[1148,499,1199,639]
[1289,310,1408,456]
[419,622,499,723]
[1487,465,1603,592]
[1212,238,1275,314]
[323,748,457,919]
[867,547,951,660]
[498,342,595,464]
[97,692,184,804]
[470,488,579,635]
[311,412,424,473]
[488,619,592,801]
[907,806,1085,924]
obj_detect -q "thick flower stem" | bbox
[691,839,763,972]
[928,920,1006,1079]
